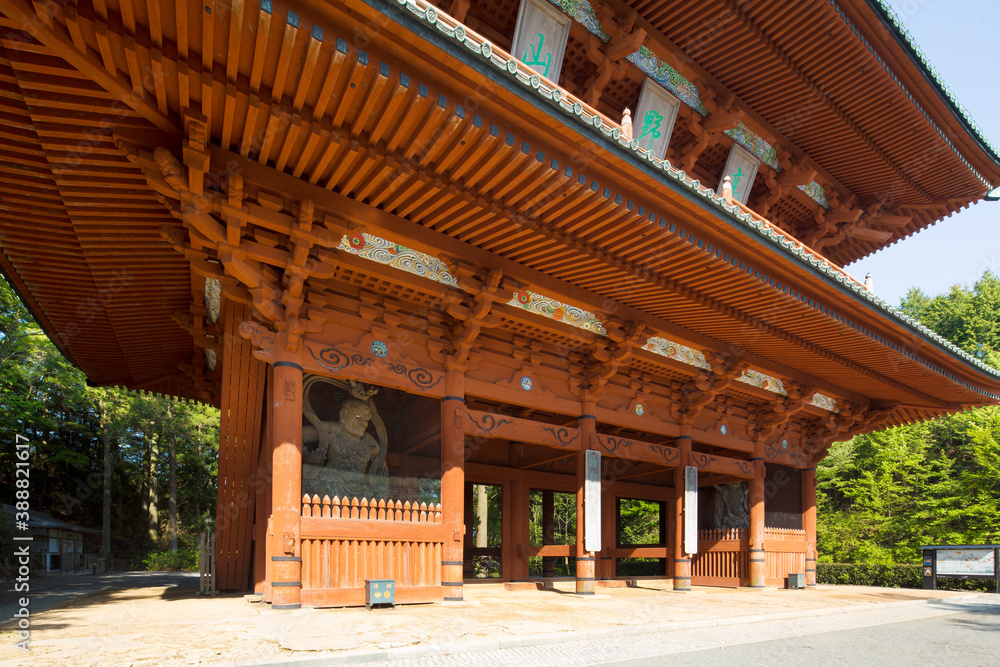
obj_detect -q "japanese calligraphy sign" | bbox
[512,0,571,83]
[684,465,698,555]
[584,449,602,553]
[717,144,760,204]
[633,78,681,159]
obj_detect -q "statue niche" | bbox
[713,481,749,530]
[301,377,389,501]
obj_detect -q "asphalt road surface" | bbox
[1,570,198,621]
[636,598,1000,667]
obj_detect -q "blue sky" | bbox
[843,0,1000,305]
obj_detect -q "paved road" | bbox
[325,596,1000,667]
[1,570,198,621]
[663,603,1000,666]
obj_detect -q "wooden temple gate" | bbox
[2,0,999,613]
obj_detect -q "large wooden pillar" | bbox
[748,439,766,588]
[803,464,817,587]
[253,369,274,594]
[575,403,597,594]
[441,369,466,600]
[269,333,303,609]
[672,426,692,591]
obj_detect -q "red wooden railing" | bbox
[692,528,748,587]
[764,527,807,587]
[691,527,806,588]
[298,495,445,606]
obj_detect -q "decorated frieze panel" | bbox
[512,0,572,82]
[549,0,610,41]
[457,407,582,451]
[641,336,711,370]
[809,393,838,412]
[737,369,786,395]
[594,432,680,467]
[724,123,779,172]
[338,232,459,288]
[735,368,839,414]
[689,451,756,479]
[627,46,709,115]
[764,437,808,469]
[300,375,442,505]
[306,339,445,395]
[798,181,830,209]
[507,288,607,335]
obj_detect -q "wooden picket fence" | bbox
[298,495,445,607]
[691,527,806,588]
[692,528,748,587]
[764,527,806,587]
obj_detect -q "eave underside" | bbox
[624,0,998,263]
[0,1,997,423]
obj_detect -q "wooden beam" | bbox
[0,0,179,135]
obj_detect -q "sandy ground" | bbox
[0,580,972,666]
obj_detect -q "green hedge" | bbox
[817,563,995,592]
[143,548,199,571]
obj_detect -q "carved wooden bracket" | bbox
[238,320,277,363]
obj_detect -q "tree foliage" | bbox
[819,271,1000,564]
[0,275,220,570]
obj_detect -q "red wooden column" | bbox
[510,478,530,581]
[441,368,466,600]
[270,333,303,609]
[253,368,274,594]
[748,439,767,588]
[672,426,692,591]
[803,464,818,587]
[542,490,555,581]
[575,403,597,595]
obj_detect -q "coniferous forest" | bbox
[2,271,999,573]
[0,275,220,573]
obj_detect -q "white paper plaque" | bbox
[584,449,602,553]
[511,0,571,83]
[633,78,681,159]
[717,144,760,204]
[683,465,698,555]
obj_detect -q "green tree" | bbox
[818,270,1000,566]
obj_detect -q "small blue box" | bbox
[787,573,805,589]
[365,579,395,609]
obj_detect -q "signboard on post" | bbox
[922,545,1000,592]
[683,465,698,555]
[936,548,996,576]
[584,449,602,553]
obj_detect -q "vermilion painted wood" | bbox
[301,586,444,607]
[803,468,818,586]
[749,452,767,588]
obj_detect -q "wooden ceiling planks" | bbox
[0,0,996,427]
[625,0,996,264]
